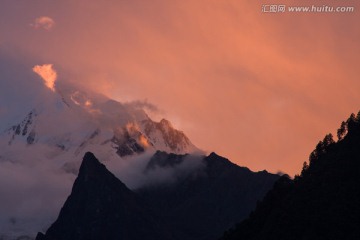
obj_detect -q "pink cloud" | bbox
[33,64,57,92]
[31,16,55,30]
[2,0,359,175]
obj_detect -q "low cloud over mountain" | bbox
[0,53,200,239]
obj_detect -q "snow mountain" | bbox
[0,85,199,239]
[1,87,198,161]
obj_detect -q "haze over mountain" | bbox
[0,58,278,240]
[0,61,200,239]
[1,71,198,158]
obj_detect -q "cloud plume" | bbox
[33,64,57,92]
[126,100,160,113]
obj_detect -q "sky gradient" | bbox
[1,0,359,175]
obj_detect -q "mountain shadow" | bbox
[220,112,360,240]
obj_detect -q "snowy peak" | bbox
[5,109,37,145]
[141,118,198,154]
[111,119,198,157]
[159,118,173,128]
[0,87,199,159]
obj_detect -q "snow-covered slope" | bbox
[1,87,198,161]
[141,118,196,153]
[0,86,200,239]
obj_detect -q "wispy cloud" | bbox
[33,64,57,92]
[31,16,55,30]
[126,100,161,113]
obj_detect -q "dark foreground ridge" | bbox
[36,152,174,240]
[220,112,360,240]
[36,151,279,240]
[139,151,279,240]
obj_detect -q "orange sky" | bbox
[1,0,359,175]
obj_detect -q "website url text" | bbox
[262,5,355,13]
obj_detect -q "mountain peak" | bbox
[35,152,175,240]
[160,118,172,128]
[208,152,220,158]
[207,152,231,164]
[83,151,100,164]
[75,152,126,189]
[78,152,104,178]
[141,118,198,154]
[1,90,199,159]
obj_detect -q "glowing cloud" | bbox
[85,100,92,107]
[31,16,55,30]
[139,135,150,148]
[70,91,94,108]
[33,64,57,92]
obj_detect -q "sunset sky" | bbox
[0,0,359,175]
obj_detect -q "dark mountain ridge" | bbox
[35,151,279,240]
[36,152,175,240]
[220,112,360,240]
[138,151,279,240]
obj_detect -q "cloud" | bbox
[126,100,160,113]
[0,142,75,238]
[1,2,360,178]
[0,140,204,238]
[106,151,205,190]
[0,53,204,237]
[31,16,55,30]
[33,64,57,92]
[0,0,359,181]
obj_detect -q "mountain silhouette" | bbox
[138,151,279,240]
[220,112,360,240]
[35,151,279,240]
[35,152,175,240]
